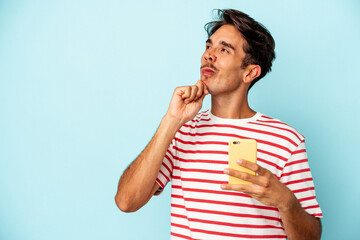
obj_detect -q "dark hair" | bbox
[204,9,275,91]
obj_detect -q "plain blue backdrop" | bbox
[0,0,359,239]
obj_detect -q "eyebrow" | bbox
[206,39,235,51]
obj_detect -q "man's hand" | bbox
[166,80,209,126]
[221,159,296,211]
[115,80,208,212]
[221,159,322,239]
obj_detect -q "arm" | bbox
[115,80,208,212]
[222,160,321,240]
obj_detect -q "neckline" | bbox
[208,110,262,124]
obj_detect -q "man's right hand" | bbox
[115,80,208,213]
[165,80,209,125]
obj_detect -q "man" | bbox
[115,9,322,240]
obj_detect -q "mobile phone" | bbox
[228,138,257,185]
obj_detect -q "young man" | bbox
[115,9,322,240]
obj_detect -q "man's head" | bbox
[200,9,275,94]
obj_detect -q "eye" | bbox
[206,45,211,50]
[221,48,229,53]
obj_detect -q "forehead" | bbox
[209,24,246,49]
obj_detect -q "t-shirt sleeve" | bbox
[280,141,323,218]
[154,138,176,195]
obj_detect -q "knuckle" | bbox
[263,179,270,188]
[242,173,250,180]
[258,188,266,196]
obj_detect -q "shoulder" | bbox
[186,109,211,126]
[176,110,211,136]
[253,113,305,144]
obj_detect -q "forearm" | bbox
[115,114,182,212]
[279,193,322,240]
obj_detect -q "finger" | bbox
[202,81,209,95]
[194,80,205,99]
[221,183,258,194]
[237,159,266,176]
[198,89,207,102]
[181,86,191,100]
[185,85,199,103]
[224,168,263,186]
[194,85,203,100]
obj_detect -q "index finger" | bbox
[200,80,209,94]
[194,80,204,100]
[237,159,266,175]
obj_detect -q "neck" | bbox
[210,88,256,119]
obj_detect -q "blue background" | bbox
[0,0,359,239]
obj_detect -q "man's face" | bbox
[200,24,247,95]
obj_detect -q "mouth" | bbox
[201,68,216,76]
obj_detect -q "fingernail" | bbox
[224,169,229,174]
[221,184,226,189]
[237,159,242,164]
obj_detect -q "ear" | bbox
[243,65,261,83]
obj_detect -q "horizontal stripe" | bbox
[172,175,226,185]
[172,184,251,198]
[177,130,293,153]
[173,165,224,174]
[171,204,282,222]
[172,213,284,230]
[312,213,323,217]
[283,177,313,186]
[175,137,288,162]
[292,187,315,194]
[175,156,227,165]
[256,120,291,127]
[258,157,283,171]
[182,123,298,147]
[256,119,288,126]
[171,194,278,212]
[248,121,302,142]
[191,118,211,123]
[176,137,227,146]
[174,145,227,155]
[174,146,283,174]
[299,196,316,202]
[281,168,310,177]
[303,205,320,210]
[285,159,308,167]
[171,222,286,239]
[292,148,306,155]
[170,232,192,240]
[257,149,287,162]
[260,115,272,120]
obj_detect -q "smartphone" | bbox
[228,138,257,185]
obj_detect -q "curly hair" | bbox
[205,9,276,91]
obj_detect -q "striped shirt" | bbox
[156,110,322,240]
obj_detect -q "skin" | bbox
[115,24,321,239]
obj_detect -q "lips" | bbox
[202,68,216,76]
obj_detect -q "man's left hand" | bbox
[221,159,296,211]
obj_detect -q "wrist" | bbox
[278,190,299,213]
[162,114,184,133]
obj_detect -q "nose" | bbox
[203,49,217,63]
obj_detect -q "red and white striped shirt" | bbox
[156,110,322,240]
